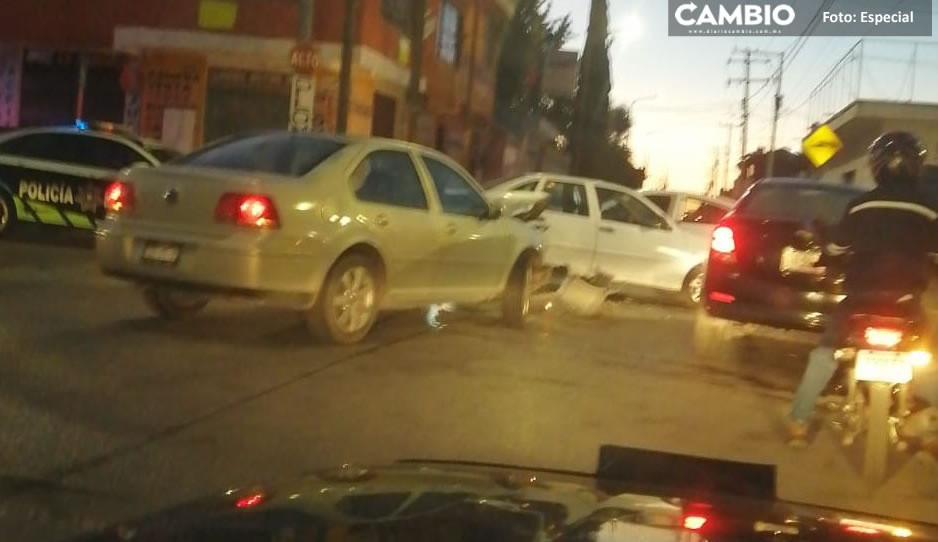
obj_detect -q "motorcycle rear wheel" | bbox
[863,383,892,485]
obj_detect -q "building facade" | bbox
[815,100,938,189]
[0,0,515,175]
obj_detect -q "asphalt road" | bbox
[2,230,937,540]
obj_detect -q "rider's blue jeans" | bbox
[791,346,838,423]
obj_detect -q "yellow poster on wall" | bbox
[199,0,238,30]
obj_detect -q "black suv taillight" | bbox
[710,223,737,264]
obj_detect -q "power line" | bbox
[740,0,831,137]
[781,40,860,119]
[783,0,909,122]
[784,35,834,101]
[759,0,799,52]
[749,78,776,110]
[784,0,836,69]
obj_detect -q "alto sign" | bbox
[674,2,795,27]
[288,42,318,132]
[289,44,319,74]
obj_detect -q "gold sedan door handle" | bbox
[445,223,457,235]
[375,214,389,227]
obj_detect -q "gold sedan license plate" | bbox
[855,350,913,384]
[142,242,180,265]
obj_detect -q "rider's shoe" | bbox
[787,419,809,448]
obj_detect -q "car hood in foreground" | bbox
[68,446,938,541]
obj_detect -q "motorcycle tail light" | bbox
[863,327,903,348]
[683,515,709,531]
[235,493,264,508]
[908,350,931,367]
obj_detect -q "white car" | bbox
[97,132,547,344]
[641,191,733,235]
[490,174,712,305]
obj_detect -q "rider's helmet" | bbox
[868,131,927,187]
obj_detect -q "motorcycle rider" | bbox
[788,131,938,445]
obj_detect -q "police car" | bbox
[0,122,180,236]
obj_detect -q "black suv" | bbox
[694,178,864,359]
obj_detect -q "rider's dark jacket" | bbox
[826,182,938,295]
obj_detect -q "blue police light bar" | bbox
[75,119,88,131]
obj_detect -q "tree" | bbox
[608,106,630,139]
[495,0,571,118]
[560,0,644,188]
[569,0,610,177]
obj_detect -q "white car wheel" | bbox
[332,265,377,334]
[502,256,533,327]
[308,254,381,344]
[684,268,705,306]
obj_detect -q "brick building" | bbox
[0,0,515,175]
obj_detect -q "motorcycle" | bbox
[801,220,934,484]
[828,296,932,484]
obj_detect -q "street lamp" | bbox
[626,94,656,148]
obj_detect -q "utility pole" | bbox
[728,49,752,161]
[709,150,720,196]
[464,0,480,123]
[76,56,88,121]
[298,0,314,40]
[406,0,427,142]
[720,121,733,193]
[336,0,360,134]
[728,48,770,161]
[766,52,784,179]
[463,0,481,167]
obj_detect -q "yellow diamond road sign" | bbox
[802,124,843,168]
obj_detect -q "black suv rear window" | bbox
[175,133,345,177]
[737,184,859,224]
